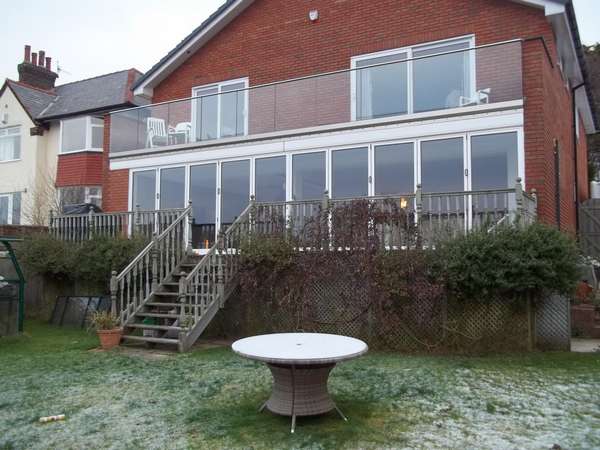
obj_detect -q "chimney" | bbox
[17,46,58,90]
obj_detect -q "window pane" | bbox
[195,87,218,141]
[133,170,156,210]
[190,164,217,248]
[91,126,104,149]
[160,167,185,209]
[356,53,408,119]
[292,152,326,201]
[0,129,20,161]
[332,147,368,198]
[221,82,245,138]
[413,42,470,112]
[0,196,8,225]
[91,117,104,126]
[62,117,87,152]
[420,138,464,192]
[255,156,286,202]
[59,187,87,209]
[471,132,518,190]
[221,160,250,226]
[375,143,414,195]
[11,192,21,225]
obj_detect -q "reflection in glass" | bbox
[160,167,185,209]
[292,152,326,201]
[413,42,470,112]
[190,164,216,248]
[221,82,246,138]
[332,147,368,198]
[356,53,408,119]
[133,170,156,210]
[255,156,286,202]
[374,143,414,195]
[195,87,218,141]
[221,160,250,228]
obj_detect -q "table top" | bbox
[232,333,368,365]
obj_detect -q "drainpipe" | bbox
[554,139,561,230]
[572,82,586,232]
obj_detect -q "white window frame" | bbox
[191,78,249,142]
[59,116,104,154]
[351,35,476,120]
[0,126,21,163]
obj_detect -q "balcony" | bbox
[109,40,523,156]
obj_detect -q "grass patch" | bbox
[1,322,599,449]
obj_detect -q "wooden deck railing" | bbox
[109,205,193,325]
[49,207,186,242]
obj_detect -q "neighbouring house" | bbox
[0,45,142,225]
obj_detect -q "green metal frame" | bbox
[0,237,25,332]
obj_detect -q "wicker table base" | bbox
[261,363,347,433]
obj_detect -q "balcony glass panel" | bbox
[332,147,368,198]
[374,143,414,195]
[110,41,523,155]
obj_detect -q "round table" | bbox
[232,333,368,433]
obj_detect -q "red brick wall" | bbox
[103,0,590,231]
[102,115,129,212]
[55,152,103,187]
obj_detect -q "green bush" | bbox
[432,223,580,301]
[17,234,147,288]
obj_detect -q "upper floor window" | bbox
[352,37,474,120]
[0,126,21,162]
[60,116,104,154]
[192,78,248,141]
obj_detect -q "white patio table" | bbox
[232,333,368,433]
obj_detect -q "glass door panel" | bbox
[292,152,326,201]
[132,170,156,210]
[194,87,219,141]
[471,132,519,226]
[331,147,368,199]
[220,160,250,231]
[190,164,217,249]
[374,143,414,195]
[159,167,185,209]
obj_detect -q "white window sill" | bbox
[59,148,104,155]
[0,158,21,164]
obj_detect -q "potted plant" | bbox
[89,311,122,350]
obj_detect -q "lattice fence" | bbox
[206,253,570,353]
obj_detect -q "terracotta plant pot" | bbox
[97,328,123,350]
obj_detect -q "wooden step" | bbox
[154,292,180,297]
[128,323,183,331]
[136,312,179,319]
[146,302,181,308]
[122,335,179,345]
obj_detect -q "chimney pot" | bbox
[24,45,31,63]
[45,57,51,71]
[31,52,38,66]
[38,50,45,66]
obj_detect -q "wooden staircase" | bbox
[111,203,253,352]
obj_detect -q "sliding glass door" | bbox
[220,160,250,231]
[159,167,185,209]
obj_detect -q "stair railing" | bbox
[110,203,193,326]
[177,201,255,350]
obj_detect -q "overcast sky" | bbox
[1,0,599,85]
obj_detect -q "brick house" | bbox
[103,0,597,249]
[0,46,141,224]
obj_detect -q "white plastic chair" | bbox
[459,88,491,107]
[146,117,168,148]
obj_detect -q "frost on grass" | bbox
[1,325,600,449]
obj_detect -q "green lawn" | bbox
[1,323,599,450]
